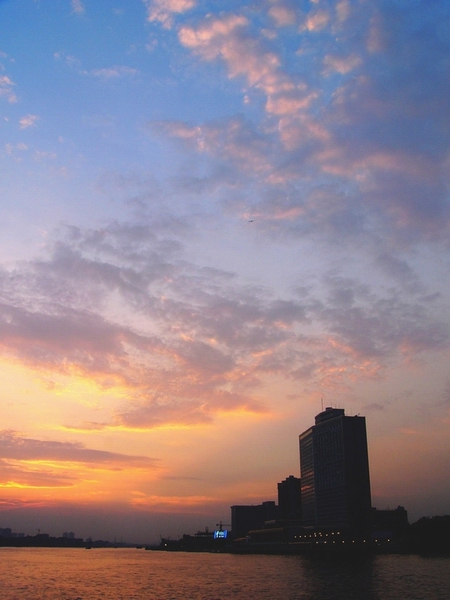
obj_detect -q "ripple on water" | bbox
[0,548,450,600]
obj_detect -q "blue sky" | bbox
[0,0,450,542]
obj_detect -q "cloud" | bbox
[0,498,51,511]
[63,421,112,432]
[374,252,421,292]
[54,51,139,81]
[177,8,319,136]
[160,1,450,248]
[312,274,450,364]
[0,74,18,103]
[0,301,159,380]
[0,459,77,488]
[0,431,158,489]
[129,493,218,510]
[178,14,287,96]
[71,0,85,15]
[19,114,40,129]
[56,53,82,70]
[4,143,28,160]
[322,53,362,75]
[144,0,196,28]
[335,0,351,24]
[269,3,299,28]
[152,116,274,178]
[0,223,284,426]
[0,430,154,465]
[1,208,448,428]
[89,66,139,79]
[303,9,330,32]
[115,389,268,429]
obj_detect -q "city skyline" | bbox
[1,0,450,543]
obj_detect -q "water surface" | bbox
[1,548,449,599]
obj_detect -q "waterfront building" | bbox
[372,505,409,539]
[231,501,279,539]
[277,475,302,521]
[299,407,372,533]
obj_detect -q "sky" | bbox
[0,0,450,544]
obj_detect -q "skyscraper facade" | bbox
[277,475,302,521]
[299,407,372,533]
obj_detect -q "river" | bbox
[1,548,449,599]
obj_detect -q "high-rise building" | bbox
[299,407,372,533]
[277,475,302,521]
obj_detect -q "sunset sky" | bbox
[1,0,450,543]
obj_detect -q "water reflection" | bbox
[0,548,450,600]
[296,555,378,600]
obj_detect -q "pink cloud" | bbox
[0,75,17,104]
[269,4,299,27]
[179,15,281,92]
[0,430,155,465]
[141,1,450,251]
[19,114,40,129]
[303,9,330,32]
[153,117,274,176]
[322,53,362,75]
[177,13,327,159]
[0,200,448,430]
[144,0,196,28]
[335,0,351,24]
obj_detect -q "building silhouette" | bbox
[277,475,301,522]
[372,505,408,539]
[231,501,278,539]
[299,407,372,533]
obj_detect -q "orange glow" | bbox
[129,495,220,510]
[0,482,60,489]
